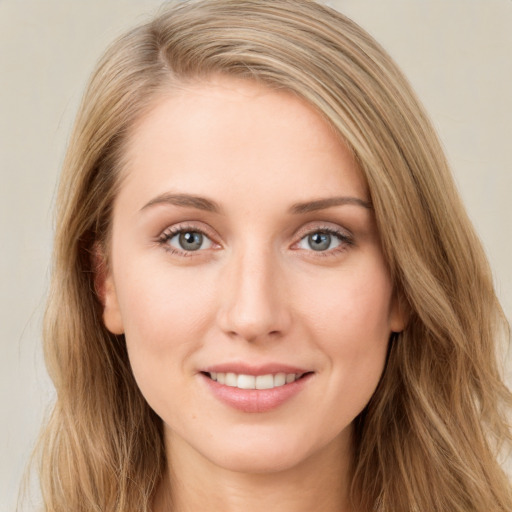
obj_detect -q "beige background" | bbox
[1,1,511,510]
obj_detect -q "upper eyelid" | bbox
[294,221,352,239]
[159,222,217,240]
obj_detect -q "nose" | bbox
[216,245,292,343]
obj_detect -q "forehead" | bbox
[119,76,368,210]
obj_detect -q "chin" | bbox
[198,427,344,475]
[209,451,307,475]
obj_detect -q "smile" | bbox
[201,368,313,413]
[206,372,303,390]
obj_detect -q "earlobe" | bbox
[92,243,124,335]
[102,274,125,335]
[389,291,408,334]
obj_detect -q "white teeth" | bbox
[225,373,237,386]
[274,372,286,387]
[255,374,274,390]
[208,372,300,389]
[237,374,256,389]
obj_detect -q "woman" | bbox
[35,1,511,511]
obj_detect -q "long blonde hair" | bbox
[36,1,511,511]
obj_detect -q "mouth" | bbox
[199,363,314,412]
[201,371,311,390]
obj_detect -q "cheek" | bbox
[118,262,214,344]
[298,261,393,405]
[114,262,216,400]
[302,260,394,343]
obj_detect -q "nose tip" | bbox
[221,311,283,343]
[216,253,291,343]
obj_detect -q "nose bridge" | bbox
[217,240,290,342]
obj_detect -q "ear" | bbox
[389,290,408,334]
[92,243,124,335]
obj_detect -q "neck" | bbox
[153,428,355,512]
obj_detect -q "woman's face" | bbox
[101,76,404,474]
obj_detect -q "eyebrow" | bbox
[140,193,222,213]
[140,192,372,215]
[289,196,372,214]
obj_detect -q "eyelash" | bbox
[157,223,217,257]
[156,223,354,257]
[293,225,354,257]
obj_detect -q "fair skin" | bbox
[100,76,404,512]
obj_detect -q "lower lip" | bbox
[201,373,312,413]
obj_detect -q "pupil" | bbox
[309,232,330,251]
[179,231,203,251]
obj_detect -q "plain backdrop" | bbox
[1,1,511,510]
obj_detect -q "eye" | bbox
[159,227,215,253]
[296,228,352,253]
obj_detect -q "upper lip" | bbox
[201,362,311,376]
